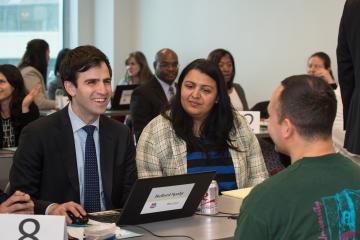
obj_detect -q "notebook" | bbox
[111,85,139,110]
[221,187,254,199]
[89,172,216,225]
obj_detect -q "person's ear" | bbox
[64,81,76,98]
[281,118,294,139]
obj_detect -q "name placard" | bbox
[239,111,260,133]
[0,214,65,240]
[140,183,195,214]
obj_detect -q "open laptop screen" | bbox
[111,84,139,110]
[117,171,216,225]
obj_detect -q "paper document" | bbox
[1,147,17,152]
[221,187,253,199]
[67,220,143,239]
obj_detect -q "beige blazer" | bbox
[21,66,56,110]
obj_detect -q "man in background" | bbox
[337,0,360,154]
[235,75,360,239]
[10,45,136,223]
[130,48,179,141]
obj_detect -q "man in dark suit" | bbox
[10,45,136,223]
[337,0,360,154]
[130,48,179,141]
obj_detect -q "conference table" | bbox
[121,196,242,240]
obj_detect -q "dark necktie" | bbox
[83,125,101,213]
[168,86,175,100]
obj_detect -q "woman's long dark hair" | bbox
[18,39,49,85]
[0,64,28,124]
[208,48,236,90]
[162,59,238,153]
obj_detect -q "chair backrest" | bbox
[251,101,270,119]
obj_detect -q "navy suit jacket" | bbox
[9,106,137,214]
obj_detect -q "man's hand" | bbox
[48,201,87,224]
[0,191,34,214]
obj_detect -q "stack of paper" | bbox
[67,219,143,239]
[221,187,253,199]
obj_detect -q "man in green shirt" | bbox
[235,74,360,239]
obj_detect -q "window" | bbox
[0,0,63,86]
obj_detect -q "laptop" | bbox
[89,172,216,225]
[111,84,139,110]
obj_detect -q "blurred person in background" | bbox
[18,39,56,110]
[0,64,39,148]
[208,48,249,111]
[48,48,71,100]
[119,51,153,86]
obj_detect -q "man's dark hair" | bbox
[163,59,238,153]
[59,45,112,100]
[279,74,337,140]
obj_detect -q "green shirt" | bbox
[235,153,360,240]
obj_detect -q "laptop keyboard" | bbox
[88,209,122,223]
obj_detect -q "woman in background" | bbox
[208,49,249,110]
[48,48,71,100]
[119,51,153,85]
[0,64,39,148]
[119,51,153,128]
[136,59,267,191]
[18,39,55,110]
[307,52,346,156]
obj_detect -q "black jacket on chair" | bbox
[130,76,169,141]
[337,0,360,154]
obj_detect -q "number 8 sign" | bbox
[0,214,65,240]
[239,111,260,133]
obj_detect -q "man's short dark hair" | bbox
[59,45,112,100]
[279,74,337,140]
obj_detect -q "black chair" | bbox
[251,101,270,119]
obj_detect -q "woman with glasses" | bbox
[136,59,268,191]
[307,52,348,156]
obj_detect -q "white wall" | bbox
[118,0,346,107]
[73,0,346,107]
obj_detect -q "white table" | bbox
[123,196,242,240]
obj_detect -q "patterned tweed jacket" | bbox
[136,112,268,188]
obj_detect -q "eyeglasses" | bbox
[159,63,179,69]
